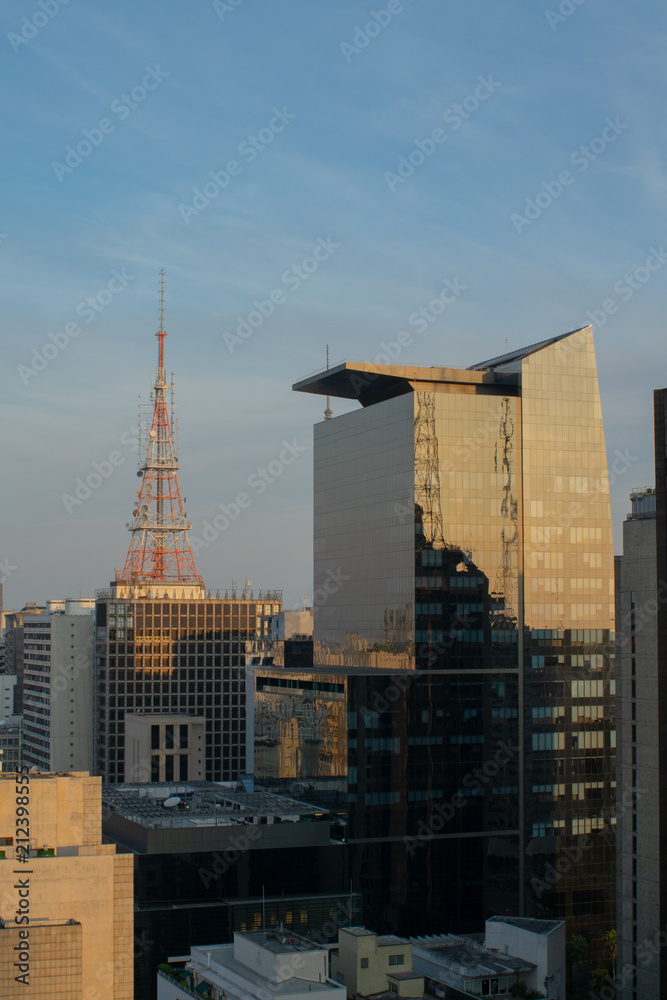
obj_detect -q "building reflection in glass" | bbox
[294,328,615,948]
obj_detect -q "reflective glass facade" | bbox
[296,327,615,948]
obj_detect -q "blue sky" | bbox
[1,0,665,609]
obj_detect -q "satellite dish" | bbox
[141,505,148,513]
[137,471,143,478]
[163,796,181,808]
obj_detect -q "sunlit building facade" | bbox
[294,326,615,948]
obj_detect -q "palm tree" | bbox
[602,929,617,980]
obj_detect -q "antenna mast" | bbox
[119,271,202,586]
[324,344,332,420]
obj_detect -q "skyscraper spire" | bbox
[119,271,202,585]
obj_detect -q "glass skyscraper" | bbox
[294,326,615,949]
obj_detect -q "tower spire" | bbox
[119,273,202,586]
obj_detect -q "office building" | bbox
[0,771,133,999]
[294,327,615,948]
[101,780,359,1000]
[22,598,95,772]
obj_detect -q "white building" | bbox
[23,599,95,772]
[411,916,565,1000]
[157,930,346,1000]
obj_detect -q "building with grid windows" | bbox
[22,599,95,772]
[95,587,282,783]
[294,326,616,953]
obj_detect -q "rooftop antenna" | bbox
[324,345,332,420]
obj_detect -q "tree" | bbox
[566,934,589,966]
[590,967,610,991]
[603,929,617,980]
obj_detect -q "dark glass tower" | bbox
[294,327,615,951]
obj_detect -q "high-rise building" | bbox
[294,327,616,949]
[616,486,658,1000]
[0,716,21,772]
[3,603,47,713]
[95,277,281,782]
[0,674,16,720]
[22,599,95,772]
[0,770,133,999]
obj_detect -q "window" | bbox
[165,755,174,781]
[151,756,160,781]
[179,754,188,780]
[360,958,369,969]
[180,724,189,749]
[388,954,405,966]
[151,725,160,750]
[165,725,174,749]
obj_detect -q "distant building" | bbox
[158,930,346,1000]
[22,598,95,772]
[0,771,133,999]
[102,780,359,1000]
[0,716,21,772]
[0,674,16,720]
[95,583,282,783]
[616,478,662,996]
[3,603,47,713]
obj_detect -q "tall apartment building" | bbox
[294,326,616,949]
[3,603,47,713]
[22,599,95,772]
[0,770,133,999]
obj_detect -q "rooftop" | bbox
[487,915,562,934]
[411,934,534,976]
[292,328,588,406]
[102,781,327,829]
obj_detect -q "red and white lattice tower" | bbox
[119,272,203,585]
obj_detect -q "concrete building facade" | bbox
[0,770,133,999]
[22,599,95,772]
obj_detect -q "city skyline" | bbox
[2,1,664,612]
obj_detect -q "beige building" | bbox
[0,770,133,999]
[124,711,205,782]
[331,927,424,998]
